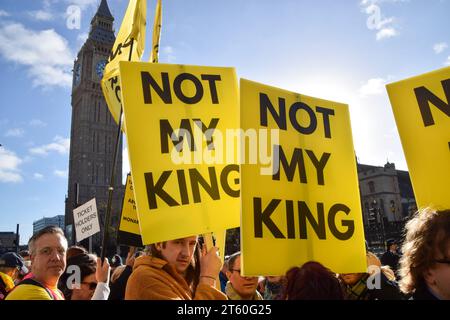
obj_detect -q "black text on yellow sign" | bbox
[386,67,450,209]
[119,62,240,245]
[117,174,143,247]
[240,79,366,276]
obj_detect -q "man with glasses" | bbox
[225,252,263,300]
[399,208,450,300]
[6,226,67,300]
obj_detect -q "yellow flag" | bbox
[101,0,147,127]
[150,0,162,63]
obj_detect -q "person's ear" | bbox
[155,243,162,252]
[226,270,231,280]
[423,268,436,287]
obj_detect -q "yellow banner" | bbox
[386,67,450,209]
[101,0,147,127]
[119,62,240,244]
[240,79,367,276]
[117,174,143,247]
[150,0,162,63]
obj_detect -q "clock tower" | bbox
[65,0,124,254]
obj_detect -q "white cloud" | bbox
[445,56,450,66]
[162,46,176,63]
[0,147,23,183]
[64,0,98,10]
[5,128,25,137]
[28,10,54,21]
[359,78,387,97]
[29,119,47,127]
[163,46,174,54]
[77,32,88,44]
[29,136,70,156]
[434,42,448,54]
[0,10,10,17]
[54,169,68,178]
[33,173,44,180]
[360,0,410,5]
[376,17,394,29]
[361,0,400,41]
[376,27,398,40]
[0,22,73,89]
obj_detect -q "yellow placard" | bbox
[240,79,367,275]
[117,174,143,247]
[386,67,450,209]
[119,62,240,245]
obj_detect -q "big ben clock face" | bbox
[95,59,107,79]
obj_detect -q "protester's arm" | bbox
[92,282,110,300]
[92,257,111,300]
[194,246,227,300]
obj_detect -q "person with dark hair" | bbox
[281,261,344,300]
[6,226,67,300]
[258,276,284,300]
[110,254,123,274]
[109,247,136,300]
[381,239,400,274]
[125,235,225,300]
[0,252,28,300]
[225,252,262,300]
[58,252,111,300]
[18,250,31,270]
[66,245,88,260]
[399,207,450,300]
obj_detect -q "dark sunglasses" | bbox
[81,282,97,290]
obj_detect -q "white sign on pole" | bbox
[73,198,100,242]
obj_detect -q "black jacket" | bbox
[108,265,133,300]
[381,251,400,273]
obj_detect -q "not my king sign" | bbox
[240,79,367,276]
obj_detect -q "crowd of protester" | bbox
[1,207,448,300]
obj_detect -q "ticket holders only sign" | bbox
[119,62,240,244]
[386,67,450,209]
[73,198,100,242]
[240,79,367,276]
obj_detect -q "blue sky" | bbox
[0,0,449,244]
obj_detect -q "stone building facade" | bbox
[358,162,417,246]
